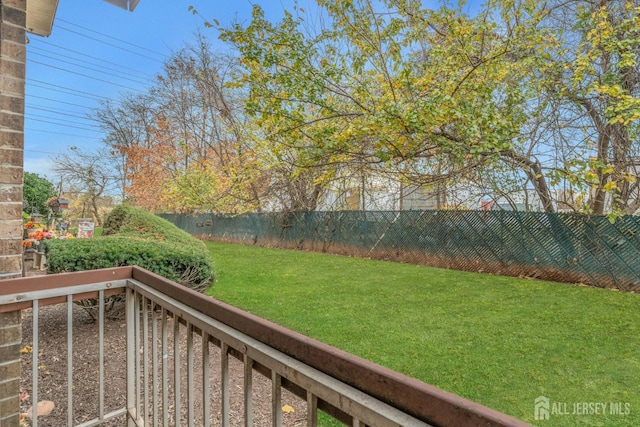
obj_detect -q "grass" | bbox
[205,241,640,426]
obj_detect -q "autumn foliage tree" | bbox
[96,1,640,216]
[218,0,543,207]
[96,36,266,213]
[217,0,640,215]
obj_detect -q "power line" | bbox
[29,45,155,81]
[30,39,159,78]
[30,119,102,133]
[27,80,106,102]
[56,25,165,64]
[26,127,102,140]
[27,94,96,109]
[29,59,144,92]
[30,113,100,129]
[30,117,102,133]
[29,50,152,87]
[27,78,108,101]
[26,105,94,121]
[57,18,168,59]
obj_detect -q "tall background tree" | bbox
[93,1,640,216]
[218,0,554,210]
[216,0,640,215]
[53,148,118,225]
[95,35,269,213]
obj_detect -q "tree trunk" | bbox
[501,151,555,212]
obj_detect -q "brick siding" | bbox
[0,1,26,425]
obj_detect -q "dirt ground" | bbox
[19,262,308,426]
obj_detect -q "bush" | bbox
[103,204,198,247]
[46,204,215,291]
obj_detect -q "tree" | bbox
[96,94,157,201]
[95,35,268,213]
[475,0,640,216]
[53,148,118,225]
[217,1,546,208]
[23,172,56,217]
[215,0,640,215]
[547,0,640,215]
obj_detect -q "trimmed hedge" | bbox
[103,204,199,246]
[46,205,215,292]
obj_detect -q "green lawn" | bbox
[205,241,640,426]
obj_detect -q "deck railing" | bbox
[0,267,530,426]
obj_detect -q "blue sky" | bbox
[24,0,481,182]
[25,0,306,180]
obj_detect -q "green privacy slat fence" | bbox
[159,211,640,292]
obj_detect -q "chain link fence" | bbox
[160,211,640,292]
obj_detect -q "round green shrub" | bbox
[45,204,215,292]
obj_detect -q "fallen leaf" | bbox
[25,401,55,418]
[20,345,32,354]
[282,404,295,414]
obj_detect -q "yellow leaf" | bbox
[282,404,295,414]
[20,345,32,354]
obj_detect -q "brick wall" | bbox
[0,311,21,426]
[0,1,26,425]
[0,0,26,280]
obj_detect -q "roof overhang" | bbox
[102,0,141,12]
[26,0,60,37]
[26,0,140,37]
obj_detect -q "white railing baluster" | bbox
[187,322,194,427]
[202,332,210,427]
[244,355,253,427]
[221,342,230,427]
[134,291,141,421]
[161,307,168,427]
[98,290,105,421]
[143,297,150,426]
[32,299,39,427]
[307,392,318,427]
[67,294,73,427]
[173,314,181,426]
[271,371,282,427]
[152,303,159,427]
[126,287,136,427]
